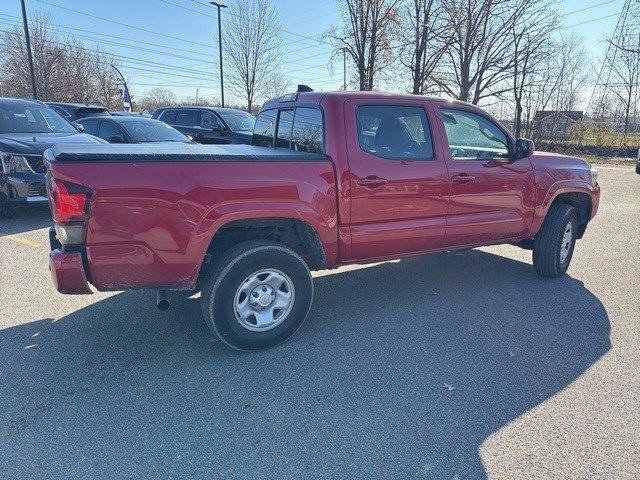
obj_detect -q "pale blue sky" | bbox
[0,0,625,105]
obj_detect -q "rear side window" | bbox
[275,109,294,149]
[356,105,433,160]
[175,110,199,127]
[159,110,176,124]
[291,107,323,153]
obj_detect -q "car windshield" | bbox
[0,104,76,134]
[217,110,255,132]
[121,119,189,143]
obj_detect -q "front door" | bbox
[435,106,535,247]
[345,100,450,260]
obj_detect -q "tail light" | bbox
[47,177,92,246]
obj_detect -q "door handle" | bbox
[451,173,476,184]
[357,176,388,188]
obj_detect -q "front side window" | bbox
[252,109,277,147]
[200,111,221,129]
[440,108,510,160]
[275,109,294,149]
[174,110,199,127]
[356,105,434,159]
[291,107,323,153]
[0,105,76,134]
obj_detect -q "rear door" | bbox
[436,105,534,247]
[345,99,449,260]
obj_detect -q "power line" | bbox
[35,0,214,48]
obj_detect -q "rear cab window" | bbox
[252,106,324,153]
[252,109,277,147]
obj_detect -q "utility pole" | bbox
[342,47,348,90]
[211,2,227,107]
[20,0,37,99]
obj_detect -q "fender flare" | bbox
[532,180,597,234]
[184,201,339,284]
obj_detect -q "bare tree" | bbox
[0,13,121,107]
[136,88,177,113]
[437,0,517,104]
[224,0,283,111]
[328,0,400,91]
[396,0,453,95]
[609,32,640,138]
[524,34,588,139]
[509,0,556,137]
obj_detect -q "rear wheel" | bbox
[532,204,577,278]
[200,240,313,351]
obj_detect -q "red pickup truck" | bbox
[45,91,600,350]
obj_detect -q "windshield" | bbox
[121,119,189,143]
[0,104,77,134]
[217,110,255,132]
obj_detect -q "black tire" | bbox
[200,240,313,351]
[532,204,578,278]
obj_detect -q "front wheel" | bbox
[200,240,313,351]
[532,204,577,278]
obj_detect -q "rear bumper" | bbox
[49,248,92,294]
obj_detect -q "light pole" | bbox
[342,48,347,90]
[210,1,227,107]
[20,0,37,99]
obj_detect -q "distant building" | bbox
[534,110,583,139]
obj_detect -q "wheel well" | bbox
[200,218,326,276]
[550,192,592,238]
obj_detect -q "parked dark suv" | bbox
[152,106,255,144]
[47,102,111,122]
[0,98,105,216]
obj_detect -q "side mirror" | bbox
[515,138,534,159]
[211,124,225,134]
[75,123,85,132]
[107,134,126,144]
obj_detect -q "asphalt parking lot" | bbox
[0,164,638,479]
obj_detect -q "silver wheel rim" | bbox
[233,268,295,332]
[560,221,573,264]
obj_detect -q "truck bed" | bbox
[45,143,338,292]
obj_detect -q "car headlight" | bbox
[589,165,599,185]
[1,154,33,174]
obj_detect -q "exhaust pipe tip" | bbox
[156,290,170,311]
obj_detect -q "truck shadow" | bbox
[0,206,51,237]
[0,250,610,479]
